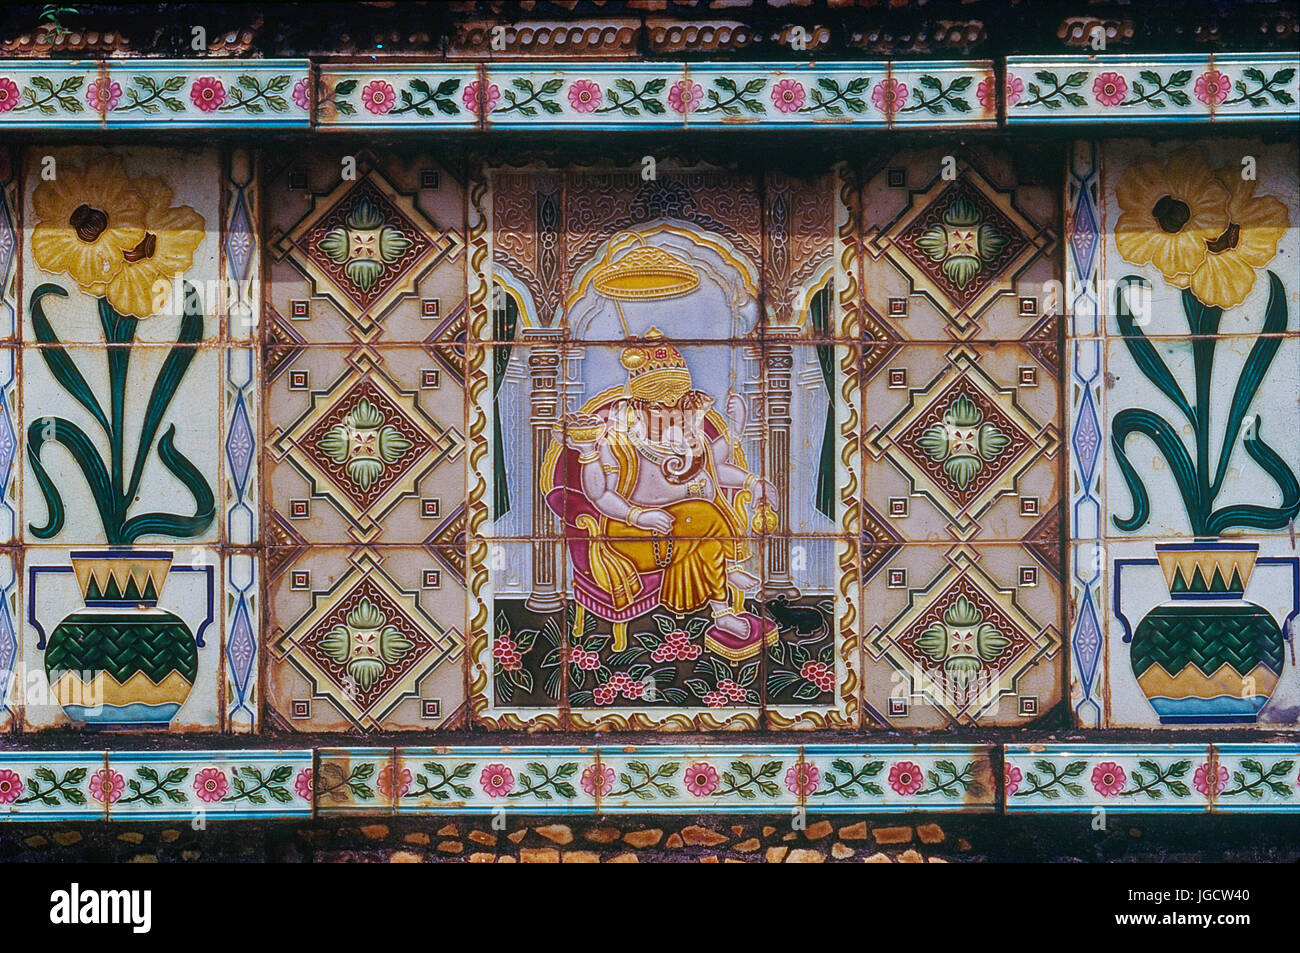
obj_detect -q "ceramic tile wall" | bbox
[0,65,1298,819]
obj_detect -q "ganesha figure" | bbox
[543,329,779,661]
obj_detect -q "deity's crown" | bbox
[620,328,692,404]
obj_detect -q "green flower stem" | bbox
[15,768,87,806]
[915,760,977,797]
[1013,761,1086,798]
[1219,759,1295,798]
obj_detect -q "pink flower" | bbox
[785,763,821,797]
[1193,762,1229,797]
[462,80,501,115]
[567,79,601,113]
[361,80,396,115]
[1092,761,1127,797]
[872,79,908,114]
[1005,75,1025,107]
[294,768,313,801]
[89,769,125,805]
[1092,72,1128,107]
[86,78,122,112]
[771,78,806,113]
[667,80,703,114]
[194,768,229,803]
[684,762,720,797]
[0,768,23,804]
[1194,70,1229,106]
[1004,763,1022,797]
[977,75,1025,110]
[888,761,924,796]
[480,764,514,798]
[190,76,227,112]
[377,764,412,799]
[581,763,615,796]
[0,78,19,113]
[292,77,312,111]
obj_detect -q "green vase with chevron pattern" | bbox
[44,552,197,727]
[1129,543,1284,725]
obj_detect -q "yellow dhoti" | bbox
[590,499,747,614]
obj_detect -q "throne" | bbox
[539,392,758,652]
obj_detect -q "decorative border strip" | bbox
[1005,53,1298,123]
[4,746,1298,819]
[2,57,1294,129]
[1,746,993,819]
[0,751,313,820]
[0,60,312,127]
[1005,745,1300,812]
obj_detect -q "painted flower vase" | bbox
[1129,542,1285,725]
[44,552,198,727]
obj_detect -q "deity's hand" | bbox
[631,507,675,534]
[725,392,747,428]
[751,478,779,508]
[560,412,606,455]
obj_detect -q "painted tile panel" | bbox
[22,545,223,731]
[0,61,103,127]
[266,346,466,545]
[1006,56,1213,123]
[266,547,466,732]
[1210,744,1300,810]
[861,543,1063,729]
[1006,54,1299,124]
[315,67,479,128]
[396,746,599,814]
[886,62,997,128]
[799,745,995,812]
[486,65,686,129]
[264,146,465,346]
[102,61,311,127]
[1004,745,1211,812]
[859,146,1060,342]
[106,749,313,819]
[0,752,105,820]
[1067,136,1300,731]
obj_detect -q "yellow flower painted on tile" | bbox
[1187,170,1289,309]
[30,156,146,290]
[103,175,206,318]
[1114,147,1228,286]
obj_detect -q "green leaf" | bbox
[950,76,972,91]
[334,79,358,96]
[539,79,564,95]
[409,78,432,95]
